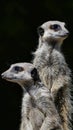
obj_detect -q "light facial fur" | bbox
[1,62,63,130]
[33,21,72,130]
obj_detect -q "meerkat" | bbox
[33,21,73,130]
[1,62,63,130]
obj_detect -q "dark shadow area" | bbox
[0,0,73,130]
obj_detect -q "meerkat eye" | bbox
[37,27,44,36]
[31,68,39,81]
[13,66,24,73]
[50,24,61,31]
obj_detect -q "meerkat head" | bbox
[1,63,39,87]
[37,21,69,44]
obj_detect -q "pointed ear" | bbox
[31,68,39,81]
[37,26,44,36]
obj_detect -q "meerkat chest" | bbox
[29,107,44,128]
[34,47,67,77]
[39,51,67,80]
[22,91,45,128]
[44,50,67,78]
[49,50,70,80]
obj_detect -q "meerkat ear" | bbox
[31,68,39,81]
[37,26,44,36]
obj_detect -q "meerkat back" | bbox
[33,21,73,130]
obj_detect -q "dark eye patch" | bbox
[31,68,39,81]
[50,24,61,31]
[37,27,44,36]
[13,66,24,72]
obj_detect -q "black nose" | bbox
[1,73,5,79]
[1,73,4,78]
[64,31,69,37]
[66,32,69,35]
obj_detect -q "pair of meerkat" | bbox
[1,63,63,130]
[1,20,72,130]
[33,21,72,130]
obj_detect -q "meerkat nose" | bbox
[66,31,69,35]
[1,73,6,79]
[63,31,69,37]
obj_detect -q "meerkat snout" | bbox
[37,21,69,42]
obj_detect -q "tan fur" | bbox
[33,21,72,130]
[1,62,63,130]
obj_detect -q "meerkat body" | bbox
[1,62,63,130]
[33,21,72,130]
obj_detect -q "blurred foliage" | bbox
[0,0,73,130]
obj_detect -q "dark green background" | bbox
[0,0,73,130]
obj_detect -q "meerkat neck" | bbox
[19,81,40,93]
[38,38,63,51]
